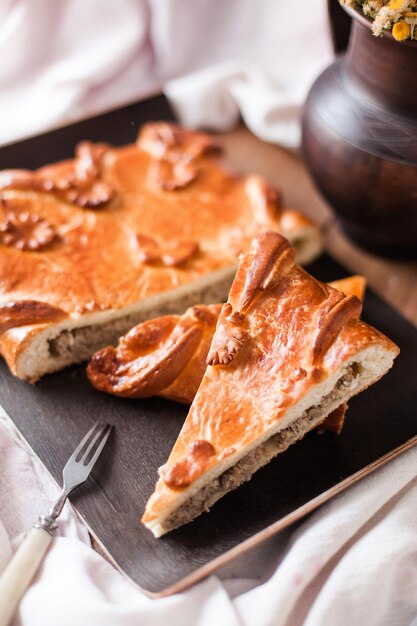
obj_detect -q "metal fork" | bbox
[0,422,112,626]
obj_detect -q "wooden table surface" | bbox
[220,127,417,327]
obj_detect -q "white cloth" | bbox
[1,1,416,625]
[1,415,417,626]
[0,0,333,147]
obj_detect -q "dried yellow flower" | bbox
[345,0,417,40]
[368,0,387,9]
[405,12,417,38]
[372,6,393,35]
[389,0,404,8]
[392,19,411,38]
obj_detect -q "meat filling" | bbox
[46,278,233,363]
[162,363,361,532]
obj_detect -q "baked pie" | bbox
[0,123,322,381]
[140,233,398,537]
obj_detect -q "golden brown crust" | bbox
[88,275,368,413]
[328,276,366,302]
[206,303,247,366]
[0,200,60,251]
[136,234,199,267]
[87,304,221,402]
[304,277,366,435]
[0,142,114,209]
[319,403,347,434]
[312,290,362,362]
[231,233,295,313]
[243,175,282,224]
[137,122,221,191]
[137,122,221,161]
[142,234,398,525]
[0,301,67,336]
[87,315,201,398]
[164,440,216,489]
[0,123,321,379]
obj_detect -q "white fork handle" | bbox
[0,527,52,626]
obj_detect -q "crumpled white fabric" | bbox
[163,0,334,149]
[0,0,333,147]
[165,61,306,148]
[1,415,417,626]
[0,0,157,144]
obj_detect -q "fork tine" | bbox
[76,423,107,464]
[60,423,112,496]
[64,422,98,469]
[83,424,112,470]
[65,422,100,467]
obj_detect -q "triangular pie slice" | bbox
[0,123,322,382]
[141,233,399,537]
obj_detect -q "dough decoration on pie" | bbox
[0,123,323,382]
[88,303,222,404]
[137,122,221,190]
[138,233,398,537]
[87,274,367,438]
[0,202,59,252]
[0,301,67,336]
[0,142,114,209]
[136,234,200,267]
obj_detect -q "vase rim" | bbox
[339,1,417,46]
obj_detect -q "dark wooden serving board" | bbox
[1,97,417,596]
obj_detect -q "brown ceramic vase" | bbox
[302,4,417,258]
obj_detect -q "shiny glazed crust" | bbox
[87,276,366,417]
[141,234,399,535]
[0,123,322,381]
[87,303,222,404]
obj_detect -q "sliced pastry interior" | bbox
[141,233,399,537]
[0,123,322,382]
